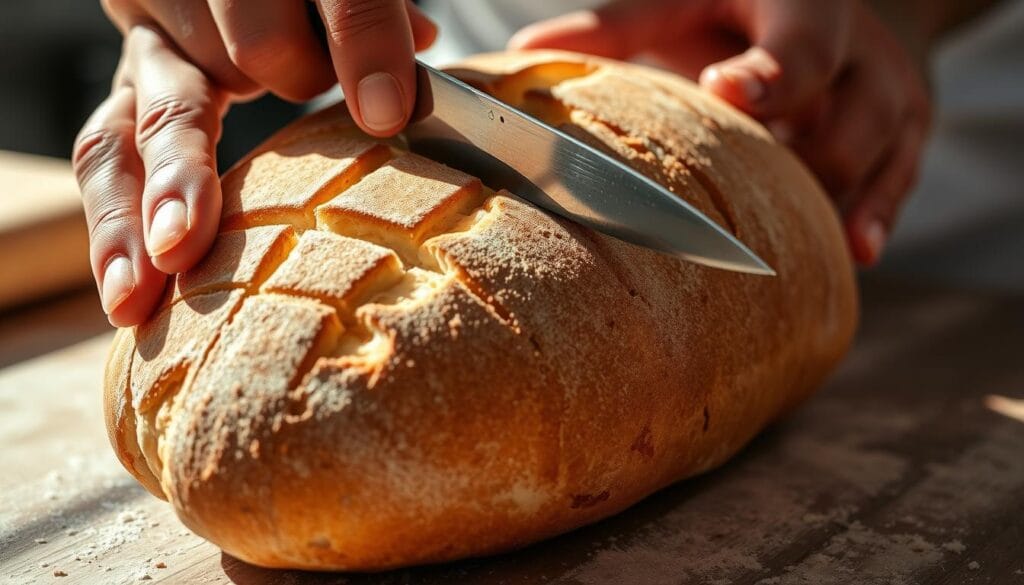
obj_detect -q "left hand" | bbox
[510,0,931,266]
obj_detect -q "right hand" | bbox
[510,0,931,268]
[76,1,437,326]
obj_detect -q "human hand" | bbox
[510,0,931,266]
[76,1,436,326]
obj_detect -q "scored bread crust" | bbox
[104,50,857,570]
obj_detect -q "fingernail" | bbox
[864,219,887,264]
[102,255,135,314]
[357,72,405,133]
[148,199,189,256]
[719,65,766,104]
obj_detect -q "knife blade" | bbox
[404,61,775,276]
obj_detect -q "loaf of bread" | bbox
[104,50,857,570]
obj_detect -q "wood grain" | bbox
[2,278,1023,584]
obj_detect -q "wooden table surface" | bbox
[0,151,91,311]
[2,277,1023,585]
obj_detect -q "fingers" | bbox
[316,0,418,137]
[73,86,167,326]
[106,0,259,95]
[511,0,929,267]
[508,9,639,58]
[515,0,849,120]
[207,0,336,102]
[407,1,439,51]
[700,0,851,117]
[793,64,903,201]
[508,0,701,59]
[121,25,226,277]
[845,114,928,266]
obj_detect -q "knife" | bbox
[405,61,775,276]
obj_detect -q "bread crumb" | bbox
[968,561,980,570]
[155,562,167,569]
[53,570,67,577]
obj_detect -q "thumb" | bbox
[316,0,418,137]
[700,0,851,118]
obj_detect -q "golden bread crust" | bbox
[103,50,857,570]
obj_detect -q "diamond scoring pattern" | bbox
[132,63,602,418]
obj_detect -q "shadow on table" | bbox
[0,286,110,368]
[217,428,787,585]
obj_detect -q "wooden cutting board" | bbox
[0,151,91,310]
[2,279,1024,584]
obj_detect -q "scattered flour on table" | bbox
[800,505,857,527]
[72,506,150,561]
[755,521,944,584]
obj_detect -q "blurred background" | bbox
[1,4,1023,581]
[1,0,1022,325]
[0,1,303,168]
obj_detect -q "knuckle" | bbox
[331,0,397,42]
[225,29,294,77]
[73,127,128,188]
[135,95,213,147]
[146,154,218,188]
[87,198,138,243]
